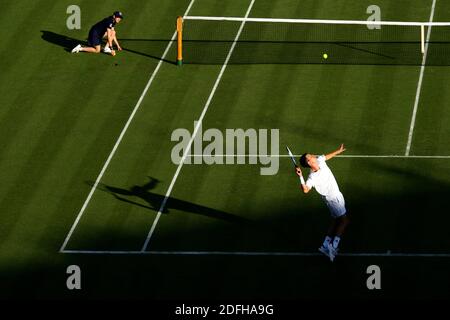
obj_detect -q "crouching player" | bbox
[72,11,123,56]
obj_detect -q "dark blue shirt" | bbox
[91,16,116,35]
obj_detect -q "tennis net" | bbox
[176,16,450,66]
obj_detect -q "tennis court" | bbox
[1,0,450,299]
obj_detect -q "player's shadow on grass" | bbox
[40,31,176,64]
[40,30,83,52]
[90,177,249,224]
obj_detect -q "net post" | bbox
[421,24,425,54]
[176,16,183,66]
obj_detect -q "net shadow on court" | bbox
[118,38,450,66]
[182,40,450,66]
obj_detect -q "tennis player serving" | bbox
[295,144,349,262]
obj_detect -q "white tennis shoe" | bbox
[103,46,112,53]
[318,245,330,258]
[71,44,82,53]
[328,243,338,262]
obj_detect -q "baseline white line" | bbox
[405,0,437,156]
[141,0,257,252]
[185,154,450,159]
[59,0,197,253]
[60,250,450,257]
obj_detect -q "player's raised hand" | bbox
[295,167,302,177]
[326,144,346,160]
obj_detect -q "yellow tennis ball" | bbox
[323,53,328,59]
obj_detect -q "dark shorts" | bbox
[88,28,103,47]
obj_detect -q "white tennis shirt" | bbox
[306,155,342,201]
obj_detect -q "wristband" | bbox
[300,176,305,185]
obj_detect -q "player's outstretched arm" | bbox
[113,33,122,51]
[295,167,311,194]
[325,144,346,161]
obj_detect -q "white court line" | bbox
[59,0,197,253]
[60,250,450,257]
[140,0,257,252]
[186,154,450,159]
[405,0,437,156]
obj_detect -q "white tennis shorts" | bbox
[323,193,347,218]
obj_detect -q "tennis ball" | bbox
[323,53,328,59]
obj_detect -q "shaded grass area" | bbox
[14,158,444,300]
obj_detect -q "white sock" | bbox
[333,236,341,249]
[322,236,332,248]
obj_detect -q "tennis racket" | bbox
[286,146,298,168]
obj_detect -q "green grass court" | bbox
[1,0,450,300]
